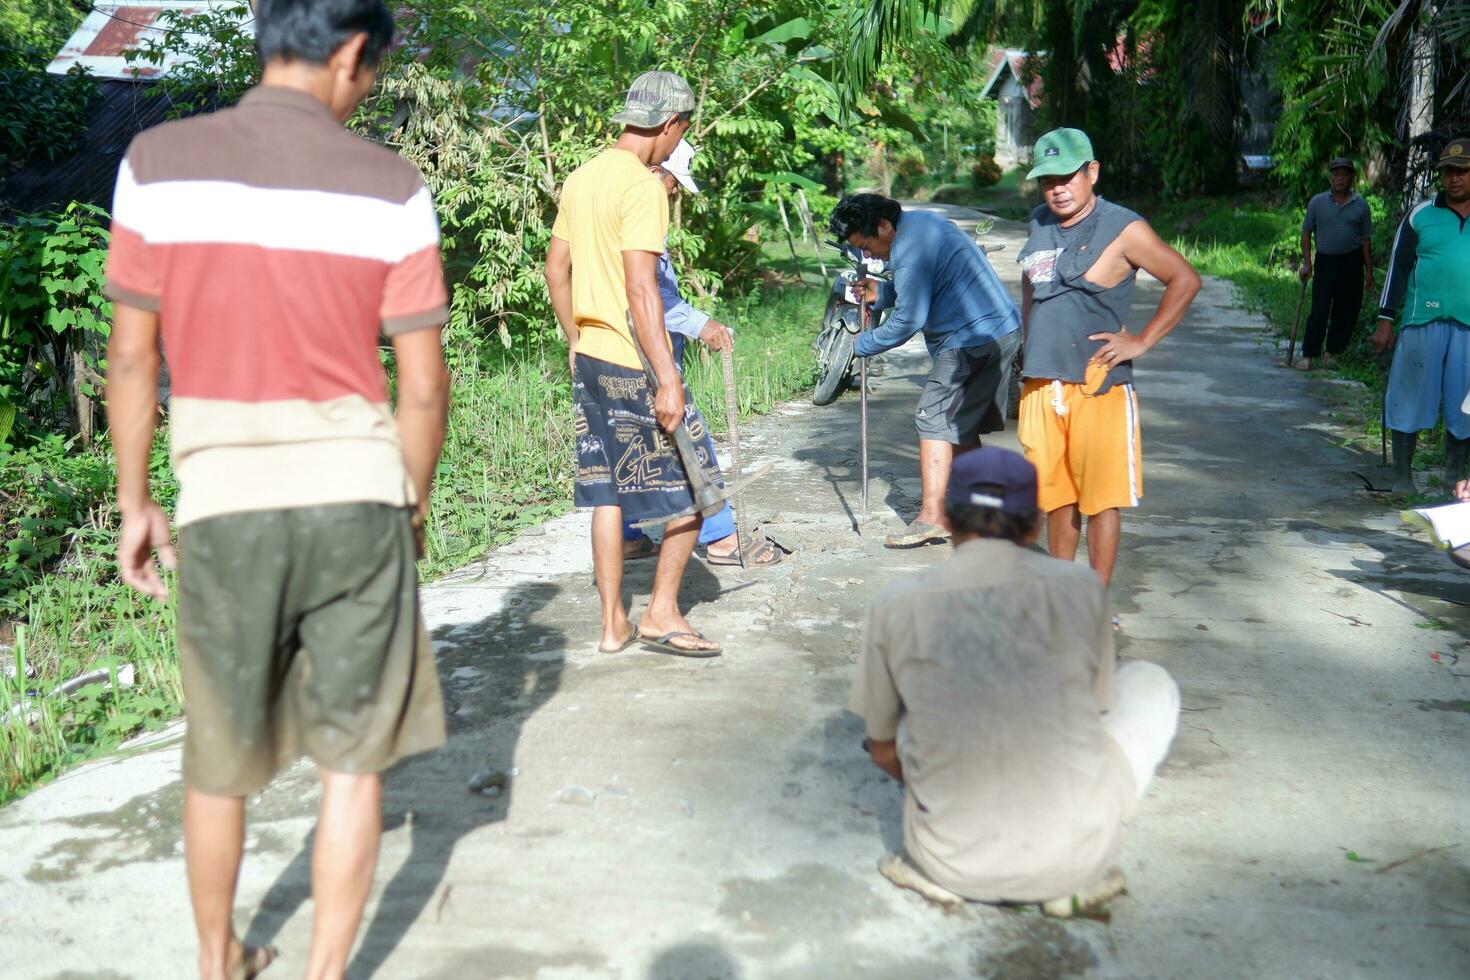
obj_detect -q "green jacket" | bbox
[1379,193,1470,328]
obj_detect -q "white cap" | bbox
[662,139,700,194]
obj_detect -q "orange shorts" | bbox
[1017,363,1142,516]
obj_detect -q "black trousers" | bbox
[1302,251,1365,357]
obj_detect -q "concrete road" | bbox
[3,215,1469,980]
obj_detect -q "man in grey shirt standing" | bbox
[1296,156,1375,371]
[851,447,1180,916]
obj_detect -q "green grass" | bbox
[0,283,824,804]
[1146,192,1451,484]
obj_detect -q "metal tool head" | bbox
[628,463,775,531]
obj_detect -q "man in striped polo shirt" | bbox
[1375,138,1470,493]
[104,1,449,975]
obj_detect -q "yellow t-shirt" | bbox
[550,148,670,370]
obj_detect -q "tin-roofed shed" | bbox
[2,2,254,215]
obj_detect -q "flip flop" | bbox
[884,520,950,549]
[641,630,722,658]
[623,537,660,561]
[706,536,785,567]
[232,946,277,980]
[598,625,641,654]
[1041,866,1128,918]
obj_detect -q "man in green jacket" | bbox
[1375,138,1470,493]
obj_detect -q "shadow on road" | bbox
[647,938,744,979]
[241,580,567,979]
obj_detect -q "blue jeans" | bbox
[624,503,736,546]
[1385,319,1470,439]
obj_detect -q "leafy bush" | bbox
[0,434,114,617]
[971,155,1003,189]
[0,204,111,441]
[890,147,929,197]
[0,0,95,172]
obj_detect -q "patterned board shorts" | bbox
[572,354,724,525]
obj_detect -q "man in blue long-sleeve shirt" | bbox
[622,141,784,567]
[830,194,1022,548]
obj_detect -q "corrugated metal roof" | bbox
[47,2,254,82]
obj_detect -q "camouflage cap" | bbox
[1436,138,1470,170]
[611,70,695,129]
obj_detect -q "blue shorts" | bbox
[1384,319,1470,439]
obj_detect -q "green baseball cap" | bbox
[611,70,695,128]
[1027,128,1094,180]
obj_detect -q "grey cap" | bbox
[611,70,695,128]
[1328,156,1354,171]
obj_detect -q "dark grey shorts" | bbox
[915,331,1021,442]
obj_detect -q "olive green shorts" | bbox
[177,503,445,797]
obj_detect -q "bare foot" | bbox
[704,533,738,561]
[623,537,658,560]
[1293,357,1311,371]
[598,616,637,654]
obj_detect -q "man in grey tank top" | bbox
[1017,129,1201,591]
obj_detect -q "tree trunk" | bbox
[71,349,93,448]
[1406,7,1437,199]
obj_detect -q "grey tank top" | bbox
[1018,197,1142,394]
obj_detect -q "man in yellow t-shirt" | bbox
[545,70,725,658]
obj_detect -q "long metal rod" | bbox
[721,346,746,568]
[1285,279,1307,367]
[859,295,869,517]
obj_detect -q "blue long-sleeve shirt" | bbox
[658,252,714,341]
[853,209,1021,358]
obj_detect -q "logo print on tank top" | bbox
[1020,247,1064,284]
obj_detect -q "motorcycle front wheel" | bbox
[812,321,856,406]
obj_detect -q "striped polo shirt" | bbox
[105,85,448,527]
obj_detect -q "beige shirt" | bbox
[850,538,1135,902]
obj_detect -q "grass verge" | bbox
[1,284,825,805]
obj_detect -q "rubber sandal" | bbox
[706,536,785,568]
[623,537,660,561]
[884,520,950,549]
[598,625,641,654]
[1041,866,1128,918]
[232,946,277,980]
[641,630,722,658]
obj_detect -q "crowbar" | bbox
[622,312,772,531]
[1285,278,1307,367]
[859,291,869,516]
[720,345,746,568]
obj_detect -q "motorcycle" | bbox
[812,241,887,406]
[812,216,1019,416]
